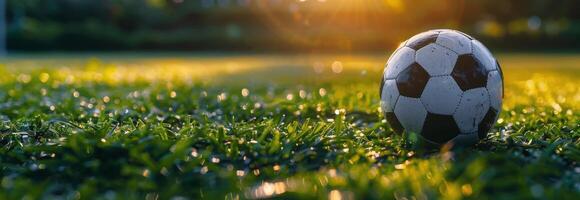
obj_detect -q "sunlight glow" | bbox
[383,0,405,12]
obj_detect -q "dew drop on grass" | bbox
[245,181,287,199]
[191,148,198,157]
[331,61,343,73]
[328,169,337,177]
[218,93,227,102]
[241,88,250,97]
[200,166,208,174]
[394,164,405,169]
[319,88,327,97]
[236,170,245,177]
[39,73,50,83]
[299,90,306,98]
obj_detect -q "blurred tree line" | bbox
[4,0,580,52]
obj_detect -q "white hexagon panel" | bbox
[394,96,427,134]
[436,31,472,55]
[454,88,491,133]
[487,70,503,111]
[415,43,458,76]
[384,47,416,79]
[420,76,463,115]
[380,79,399,113]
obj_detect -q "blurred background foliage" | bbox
[5,0,580,52]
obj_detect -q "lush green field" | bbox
[0,53,578,199]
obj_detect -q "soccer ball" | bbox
[380,29,503,146]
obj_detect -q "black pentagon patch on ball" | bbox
[421,113,460,144]
[478,107,498,139]
[396,63,429,98]
[496,59,504,98]
[406,32,439,50]
[451,54,488,91]
[385,112,404,134]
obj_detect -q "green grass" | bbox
[0,53,578,199]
